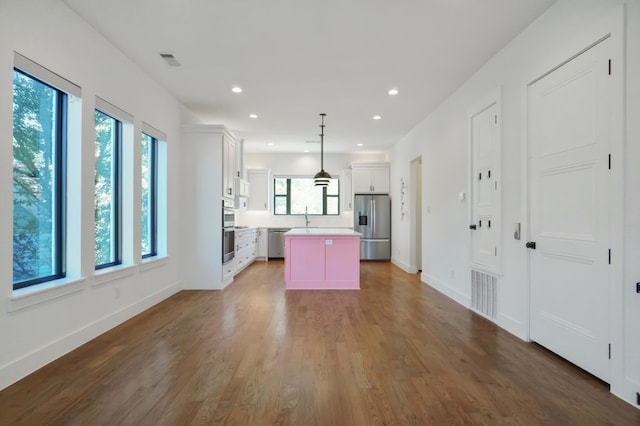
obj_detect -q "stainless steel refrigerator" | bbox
[353,194,391,260]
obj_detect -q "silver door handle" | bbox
[372,199,376,230]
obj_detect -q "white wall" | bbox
[390,0,640,408]
[0,0,184,390]
[237,152,387,228]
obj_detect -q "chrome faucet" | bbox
[305,206,310,228]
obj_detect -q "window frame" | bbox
[273,177,340,216]
[12,68,68,290]
[94,109,123,270]
[141,133,158,259]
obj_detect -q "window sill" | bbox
[139,255,169,272]
[93,264,137,287]
[8,277,86,313]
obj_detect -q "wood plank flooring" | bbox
[0,261,638,425]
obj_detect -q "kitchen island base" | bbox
[284,229,361,290]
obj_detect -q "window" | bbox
[141,133,157,258]
[12,69,67,289]
[273,177,339,215]
[94,110,122,269]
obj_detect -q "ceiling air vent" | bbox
[159,53,180,67]
[305,140,320,144]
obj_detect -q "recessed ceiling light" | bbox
[232,86,243,93]
[249,114,258,118]
[267,143,274,146]
[357,143,363,147]
[372,115,382,120]
[304,149,309,153]
[388,88,399,95]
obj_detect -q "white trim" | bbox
[13,52,81,97]
[0,281,181,391]
[95,96,133,124]
[8,277,86,312]
[391,256,418,274]
[141,122,167,141]
[497,312,527,341]
[139,255,170,272]
[181,124,235,141]
[93,264,137,286]
[421,272,470,308]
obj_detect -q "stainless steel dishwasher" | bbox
[268,228,290,259]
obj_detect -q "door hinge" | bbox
[608,59,612,75]
[609,249,611,265]
[608,154,611,170]
[608,343,611,359]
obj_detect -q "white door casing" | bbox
[528,37,612,382]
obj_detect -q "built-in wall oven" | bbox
[222,199,235,264]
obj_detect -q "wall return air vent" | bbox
[159,53,180,67]
[471,269,498,321]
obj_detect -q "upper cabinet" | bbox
[247,169,271,211]
[340,169,353,211]
[352,162,390,194]
[222,135,236,199]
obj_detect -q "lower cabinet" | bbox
[256,228,268,260]
[234,228,258,274]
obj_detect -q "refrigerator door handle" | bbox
[372,199,376,232]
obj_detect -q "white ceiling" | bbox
[63,0,555,154]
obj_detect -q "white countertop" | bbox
[285,228,361,236]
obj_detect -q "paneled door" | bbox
[528,38,612,382]
[470,102,500,272]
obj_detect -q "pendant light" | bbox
[313,113,332,187]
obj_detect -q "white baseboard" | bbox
[497,312,527,341]
[421,272,470,308]
[391,257,418,274]
[0,281,181,391]
[611,378,640,411]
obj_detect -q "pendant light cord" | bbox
[319,113,326,171]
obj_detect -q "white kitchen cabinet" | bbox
[236,178,250,197]
[352,162,390,194]
[222,135,236,199]
[234,228,258,274]
[256,228,268,260]
[247,169,271,210]
[341,169,353,211]
[181,124,238,290]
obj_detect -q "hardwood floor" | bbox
[0,261,638,425]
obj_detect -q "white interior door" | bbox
[528,38,612,381]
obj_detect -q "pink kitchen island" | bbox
[284,228,362,290]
